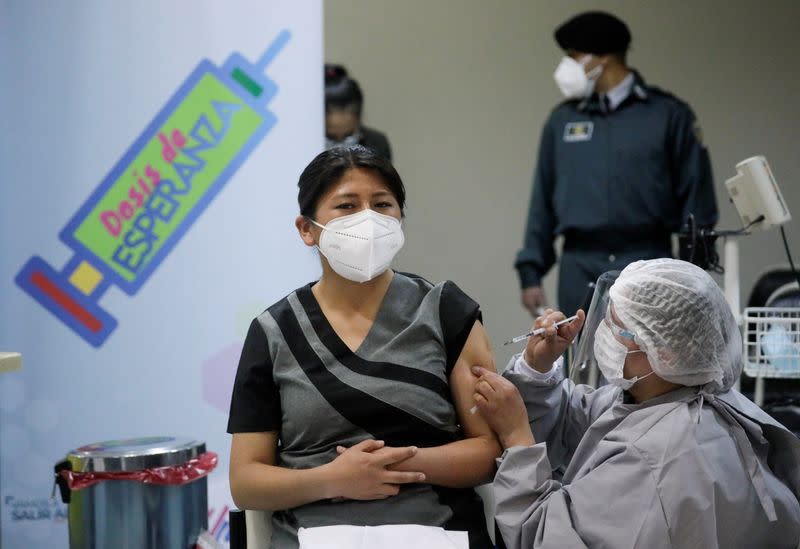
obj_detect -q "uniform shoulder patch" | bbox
[693,119,705,146]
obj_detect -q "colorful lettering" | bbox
[158,129,187,164]
[100,211,122,237]
[110,100,240,273]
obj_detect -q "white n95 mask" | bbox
[593,321,653,390]
[553,55,603,99]
[312,209,404,283]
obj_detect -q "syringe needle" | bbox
[502,315,579,346]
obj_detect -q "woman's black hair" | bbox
[298,145,405,219]
[324,64,363,116]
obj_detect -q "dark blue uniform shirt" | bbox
[516,72,718,292]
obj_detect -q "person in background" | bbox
[228,145,499,549]
[325,64,392,161]
[516,11,718,318]
[473,259,800,549]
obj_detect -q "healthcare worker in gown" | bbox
[472,258,800,549]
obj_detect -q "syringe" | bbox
[15,30,292,347]
[502,315,579,346]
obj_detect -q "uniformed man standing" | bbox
[516,11,719,317]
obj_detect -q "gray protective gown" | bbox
[494,359,800,549]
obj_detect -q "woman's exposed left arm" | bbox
[385,320,502,487]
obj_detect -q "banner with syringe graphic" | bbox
[15,30,291,348]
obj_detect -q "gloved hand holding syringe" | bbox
[470,313,579,414]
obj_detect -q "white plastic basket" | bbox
[743,307,800,378]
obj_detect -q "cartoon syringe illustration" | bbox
[15,30,291,347]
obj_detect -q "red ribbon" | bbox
[60,451,218,491]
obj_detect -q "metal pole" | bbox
[723,237,741,324]
[754,376,765,406]
[723,238,744,392]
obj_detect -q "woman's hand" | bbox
[335,443,419,472]
[523,309,585,372]
[326,439,425,500]
[472,367,535,449]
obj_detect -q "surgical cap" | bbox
[609,258,742,392]
[554,11,631,55]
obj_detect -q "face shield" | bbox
[570,270,620,385]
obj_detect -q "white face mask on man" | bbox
[593,320,654,390]
[311,209,404,283]
[553,55,604,99]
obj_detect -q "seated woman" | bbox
[228,145,501,548]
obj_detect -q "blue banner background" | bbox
[0,1,322,546]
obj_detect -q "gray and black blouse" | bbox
[228,272,493,548]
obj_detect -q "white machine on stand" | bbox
[721,156,798,405]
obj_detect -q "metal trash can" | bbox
[54,436,216,549]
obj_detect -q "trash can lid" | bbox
[66,436,206,472]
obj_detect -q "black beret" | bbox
[554,11,631,55]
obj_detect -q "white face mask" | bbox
[593,321,653,390]
[311,209,404,283]
[553,55,604,99]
